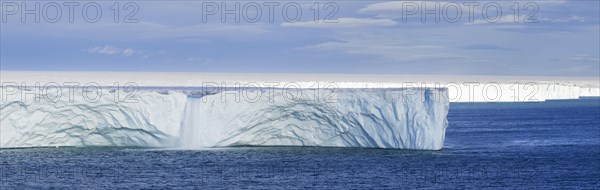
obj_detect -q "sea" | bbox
[1,98,599,189]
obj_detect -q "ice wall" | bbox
[1,88,449,150]
[579,86,600,97]
[0,89,187,148]
[180,88,449,150]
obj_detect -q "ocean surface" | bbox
[1,98,599,189]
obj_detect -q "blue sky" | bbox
[1,0,599,76]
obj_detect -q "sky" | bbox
[1,0,599,76]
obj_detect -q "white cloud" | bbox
[360,1,464,13]
[466,15,532,25]
[468,14,587,25]
[281,18,397,28]
[540,16,586,23]
[568,16,586,22]
[186,57,213,65]
[359,1,407,13]
[571,54,600,62]
[87,45,121,55]
[122,48,135,56]
[303,32,462,62]
[358,1,478,19]
[86,45,142,57]
[359,1,568,24]
[6,21,269,41]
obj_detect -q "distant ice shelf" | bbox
[1,71,598,102]
[0,88,449,150]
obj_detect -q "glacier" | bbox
[0,87,449,150]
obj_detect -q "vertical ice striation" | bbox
[579,86,600,97]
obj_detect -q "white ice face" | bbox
[180,88,449,150]
[1,88,449,150]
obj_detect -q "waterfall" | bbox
[179,97,220,148]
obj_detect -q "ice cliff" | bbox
[0,89,187,148]
[0,88,449,150]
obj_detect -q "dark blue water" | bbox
[1,99,599,189]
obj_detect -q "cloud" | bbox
[358,1,477,19]
[359,0,566,15]
[86,45,143,57]
[186,57,213,65]
[359,1,570,25]
[359,1,462,13]
[281,18,397,28]
[5,21,269,41]
[303,32,464,62]
[462,44,517,51]
[122,48,135,56]
[467,14,584,25]
[466,15,532,25]
[359,1,410,13]
[571,54,600,63]
[540,15,586,23]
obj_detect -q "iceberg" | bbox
[0,87,449,150]
[1,71,596,150]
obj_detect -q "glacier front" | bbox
[0,87,449,150]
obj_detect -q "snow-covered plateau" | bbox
[1,71,598,102]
